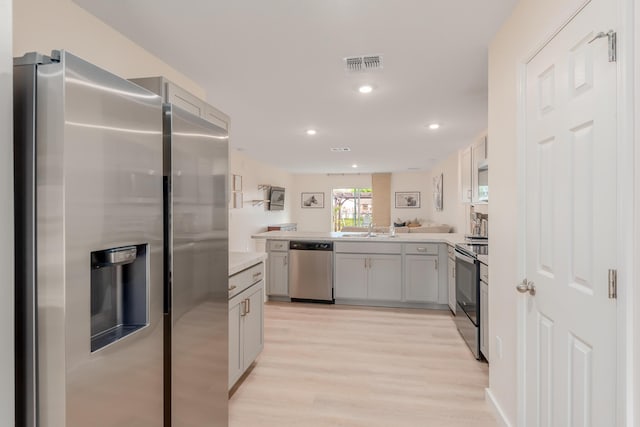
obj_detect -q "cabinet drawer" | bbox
[229,262,264,298]
[404,243,439,255]
[480,263,489,284]
[268,240,289,252]
[334,242,402,254]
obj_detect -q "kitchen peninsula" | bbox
[253,231,466,310]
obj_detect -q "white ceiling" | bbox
[74,0,517,174]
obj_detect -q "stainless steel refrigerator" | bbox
[131,76,229,427]
[14,51,165,426]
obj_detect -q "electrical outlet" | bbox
[495,336,503,360]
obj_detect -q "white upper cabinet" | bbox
[459,134,488,204]
[459,146,472,203]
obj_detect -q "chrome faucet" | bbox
[367,222,374,237]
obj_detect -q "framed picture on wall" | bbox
[301,192,324,208]
[433,173,443,211]
[395,191,420,208]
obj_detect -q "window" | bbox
[331,188,373,231]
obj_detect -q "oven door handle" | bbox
[455,251,476,264]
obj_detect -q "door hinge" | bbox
[608,269,617,299]
[589,30,617,62]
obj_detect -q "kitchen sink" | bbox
[340,233,395,239]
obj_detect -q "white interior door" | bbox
[523,0,618,425]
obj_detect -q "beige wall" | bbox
[425,150,469,233]
[389,172,433,227]
[290,174,372,232]
[488,0,588,423]
[1,0,14,424]
[290,170,468,233]
[371,173,391,226]
[13,0,204,98]
[229,151,294,251]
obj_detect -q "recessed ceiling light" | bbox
[358,85,373,94]
[352,164,358,168]
[428,123,440,130]
[306,129,317,135]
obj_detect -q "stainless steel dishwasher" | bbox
[288,241,334,303]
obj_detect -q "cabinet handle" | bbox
[246,298,251,314]
[417,247,427,252]
[252,272,262,280]
[435,259,438,270]
[284,255,287,266]
[364,258,367,269]
[228,285,237,291]
[240,300,246,317]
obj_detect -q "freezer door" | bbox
[167,105,229,426]
[33,51,164,427]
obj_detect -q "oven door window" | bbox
[455,254,478,325]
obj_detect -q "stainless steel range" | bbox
[454,242,487,360]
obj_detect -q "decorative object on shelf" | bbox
[233,191,243,209]
[395,191,420,208]
[433,173,443,211]
[301,192,324,208]
[233,174,243,191]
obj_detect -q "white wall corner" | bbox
[485,388,514,427]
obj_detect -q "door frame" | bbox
[515,0,636,424]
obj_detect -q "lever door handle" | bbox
[516,279,536,296]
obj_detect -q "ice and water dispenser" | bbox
[90,244,148,352]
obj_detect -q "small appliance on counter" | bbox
[467,206,488,240]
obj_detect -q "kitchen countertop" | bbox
[252,230,467,246]
[229,251,267,276]
[252,231,489,265]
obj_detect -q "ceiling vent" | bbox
[344,55,383,72]
[330,147,351,152]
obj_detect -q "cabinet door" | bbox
[243,282,264,368]
[368,255,402,301]
[228,300,243,389]
[480,280,489,362]
[267,252,289,296]
[448,258,456,312]
[166,82,206,118]
[459,147,472,203]
[334,254,368,299]
[404,255,438,303]
[472,136,487,203]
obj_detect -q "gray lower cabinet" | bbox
[229,280,264,389]
[334,254,368,299]
[404,254,439,303]
[267,240,289,297]
[479,262,489,362]
[368,255,403,300]
[334,246,402,301]
[334,253,402,301]
[447,245,456,313]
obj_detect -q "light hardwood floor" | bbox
[229,302,497,427]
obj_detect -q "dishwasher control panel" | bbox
[289,241,333,251]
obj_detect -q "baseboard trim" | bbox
[485,388,513,427]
